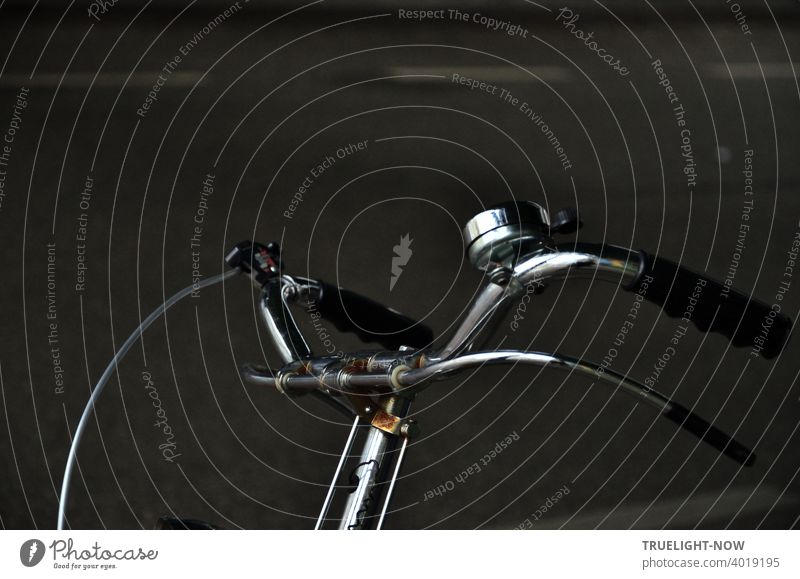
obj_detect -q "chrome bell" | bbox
[463,201,552,271]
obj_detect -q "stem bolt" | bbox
[489,267,513,286]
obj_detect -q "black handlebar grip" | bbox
[663,403,755,466]
[311,280,434,350]
[627,252,791,359]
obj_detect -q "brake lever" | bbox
[225,239,282,286]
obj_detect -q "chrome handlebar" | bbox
[225,195,785,480]
[240,242,754,466]
[226,214,768,531]
[434,244,643,360]
[256,246,643,365]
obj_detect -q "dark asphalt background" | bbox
[0,1,799,530]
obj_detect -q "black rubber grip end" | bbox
[312,280,434,350]
[664,403,756,466]
[628,252,791,359]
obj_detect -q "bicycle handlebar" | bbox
[220,202,792,528]
[436,243,790,361]
[232,229,790,468]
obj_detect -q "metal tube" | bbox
[337,394,411,530]
[549,243,644,287]
[316,416,360,530]
[434,282,510,361]
[399,350,673,414]
[376,435,408,530]
[240,364,394,393]
[511,249,642,288]
[397,349,754,466]
[434,248,643,363]
[338,426,394,530]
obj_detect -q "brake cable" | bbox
[56,268,240,530]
